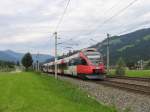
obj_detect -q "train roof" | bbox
[43,63,49,66]
[56,59,63,64]
[43,48,99,65]
[63,53,79,63]
[82,48,97,52]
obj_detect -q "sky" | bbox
[0,0,150,55]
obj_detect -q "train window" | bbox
[81,59,87,65]
[68,60,71,66]
[57,64,59,69]
[74,58,81,65]
[52,65,54,69]
[62,63,68,69]
[69,60,75,66]
[68,59,77,66]
[58,64,63,69]
[73,58,87,65]
[68,58,87,66]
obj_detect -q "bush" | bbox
[115,58,126,76]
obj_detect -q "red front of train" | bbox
[76,48,106,79]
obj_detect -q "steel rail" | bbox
[95,80,150,96]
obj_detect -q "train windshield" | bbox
[84,52,102,65]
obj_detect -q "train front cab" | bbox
[66,56,105,79]
[77,59,105,79]
[77,49,106,80]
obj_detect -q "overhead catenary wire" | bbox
[87,0,139,35]
[52,0,138,35]
[54,0,139,55]
[53,0,124,42]
[54,0,71,32]
[63,0,139,49]
[51,0,123,33]
[117,21,150,36]
[58,0,139,49]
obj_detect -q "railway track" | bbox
[107,76,150,82]
[106,77,150,87]
[50,74,150,95]
[95,80,150,95]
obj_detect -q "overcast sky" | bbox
[0,0,150,55]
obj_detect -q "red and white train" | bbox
[42,48,106,79]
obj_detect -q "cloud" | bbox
[0,0,150,55]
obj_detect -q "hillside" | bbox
[0,50,53,63]
[92,28,150,65]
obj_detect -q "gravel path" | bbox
[55,75,150,112]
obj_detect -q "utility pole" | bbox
[107,33,110,75]
[36,55,37,71]
[140,59,143,70]
[36,52,39,71]
[37,52,40,71]
[54,32,58,79]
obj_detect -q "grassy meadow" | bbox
[0,72,116,112]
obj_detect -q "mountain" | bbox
[0,50,53,63]
[92,28,150,65]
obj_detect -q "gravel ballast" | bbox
[55,75,150,112]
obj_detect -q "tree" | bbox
[115,58,126,76]
[21,53,33,70]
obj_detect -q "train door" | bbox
[68,59,77,76]
[61,63,67,75]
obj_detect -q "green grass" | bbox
[109,70,150,78]
[0,72,116,112]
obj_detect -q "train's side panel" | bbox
[64,67,70,75]
[77,65,93,74]
[69,66,77,76]
[57,68,61,74]
[64,66,77,76]
[48,65,51,73]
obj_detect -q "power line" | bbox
[46,1,126,34]
[53,1,122,33]
[54,0,71,32]
[64,0,139,48]
[57,0,139,48]
[87,0,139,35]
[49,1,122,34]
[54,0,139,54]
[117,21,150,35]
